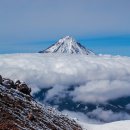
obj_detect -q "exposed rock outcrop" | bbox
[0,75,2,84]
[0,76,82,130]
[0,75,31,95]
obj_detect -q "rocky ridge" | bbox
[0,76,82,130]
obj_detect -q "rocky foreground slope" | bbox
[0,78,82,130]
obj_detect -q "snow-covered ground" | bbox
[80,120,130,130]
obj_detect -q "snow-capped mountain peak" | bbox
[39,36,94,55]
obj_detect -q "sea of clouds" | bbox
[0,53,130,123]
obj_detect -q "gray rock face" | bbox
[0,75,2,84]
[0,76,31,95]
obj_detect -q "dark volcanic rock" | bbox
[0,84,82,130]
[0,75,2,84]
[16,82,31,95]
[0,76,31,95]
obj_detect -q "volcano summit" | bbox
[39,36,94,55]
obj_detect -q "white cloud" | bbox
[45,85,68,101]
[87,108,130,122]
[80,120,130,130]
[62,108,130,124]
[71,80,130,103]
[0,53,130,103]
[62,110,101,124]
[126,104,130,110]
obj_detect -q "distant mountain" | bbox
[39,36,94,55]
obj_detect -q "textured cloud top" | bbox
[0,53,130,104]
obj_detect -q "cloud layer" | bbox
[1,53,130,123]
[0,53,130,103]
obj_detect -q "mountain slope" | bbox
[39,36,94,55]
[0,84,82,130]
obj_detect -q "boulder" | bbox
[27,113,35,121]
[16,83,31,95]
[1,76,31,95]
[0,75,2,84]
[15,80,21,86]
[2,78,16,89]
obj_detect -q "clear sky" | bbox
[0,0,130,56]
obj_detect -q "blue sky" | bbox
[0,0,130,56]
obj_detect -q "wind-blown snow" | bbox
[0,53,130,103]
